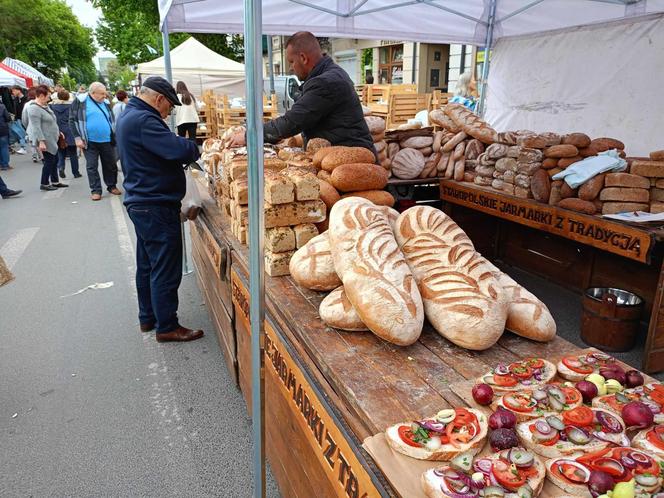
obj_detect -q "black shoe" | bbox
[59,170,66,178]
[73,173,82,178]
[40,184,57,191]
[52,183,69,188]
[1,189,22,199]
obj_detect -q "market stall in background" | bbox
[160,1,664,497]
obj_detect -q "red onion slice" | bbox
[621,456,637,469]
[554,459,591,483]
[495,364,509,376]
[630,451,651,466]
[596,410,623,433]
[535,420,552,435]
[473,458,493,474]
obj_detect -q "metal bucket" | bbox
[581,287,643,352]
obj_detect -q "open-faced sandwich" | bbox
[546,447,663,497]
[478,358,557,393]
[557,351,618,382]
[516,406,628,458]
[633,424,664,460]
[593,383,664,424]
[492,384,583,422]
[385,408,488,461]
[422,447,546,498]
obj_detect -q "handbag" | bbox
[57,133,67,149]
[91,99,116,146]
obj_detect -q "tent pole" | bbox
[266,35,275,95]
[244,0,266,497]
[478,0,497,116]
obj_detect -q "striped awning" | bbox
[2,58,54,86]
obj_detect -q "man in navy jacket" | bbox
[115,77,203,343]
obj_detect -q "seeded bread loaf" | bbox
[321,147,376,172]
[330,163,388,193]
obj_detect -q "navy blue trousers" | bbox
[127,204,182,333]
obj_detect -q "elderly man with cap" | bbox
[115,77,203,343]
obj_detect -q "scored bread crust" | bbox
[385,408,488,461]
[329,198,424,346]
[515,409,625,459]
[394,206,508,350]
[477,359,557,393]
[421,449,546,498]
[319,286,367,331]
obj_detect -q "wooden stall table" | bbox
[187,187,643,497]
[440,178,664,373]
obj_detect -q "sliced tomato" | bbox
[647,425,664,451]
[494,374,518,387]
[446,409,479,448]
[561,387,582,406]
[504,393,536,413]
[492,459,527,490]
[590,457,627,478]
[563,406,594,427]
[541,431,560,446]
[646,384,664,406]
[562,356,593,375]
[557,462,590,484]
[610,448,659,476]
[525,358,545,369]
[509,363,533,379]
[398,425,424,448]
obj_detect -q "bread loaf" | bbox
[604,173,651,189]
[374,140,386,154]
[437,152,450,173]
[544,144,578,158]
[387,142,400,159]
[365,116,386,134]
[495,157,517,173]
[317,170,332,182]
[443,103,499,144]
[578,146,598,158]
[492,179,504,190]
[478,152,495,167]
[265,200,326,228]
[631,160,664,178]
[542,158,559,169]
[650,189,664,202]
[558,198,596,214]
[394,206,508,350]
[560,182,577,199]
[651,150,664,161]
[541,132,562,146]
[306,137,331,154]
[549,182,562,206]
[441,131,467,152]
[330,163,388,193]
[507,146,521,159]
[294,223,318,248]
[531,169,551,203]
[515,174,531,189]
[465,139,484,161]
[319,286,367,332]
[371,132,385,143]
[454,158,466,182]
[428,109,462,132]
[329,198,424,345]
[400,136,433,149]
[444,152,456,179]
[578,174,605,201]
[341,190,395,207]
[313,146,344,168]
[651,202,664,214]
[282,168,320,201]
[265,226,295,253]
[518,148,543,163]
[287,134,304,148]
[518,135,547,149]
[514,186,532,199]
[517,162,541,175]
[599,187,650,203]
[264,171,295,205]
[318,179,340,210]
[464,171,477,183]
[602,202,649,215]
[432,131,444,153]
[563,133,591,148]
[474,176,493,186]
[548,167,563,178]
[486,143,509,160]
[289,232,341,291]
[503,170,515,185]
[591,137,625,152]
[265,249,294,277]
[558,156,583,169]
[392,148,426,179]
[502,183,516,195]
[231,178,249,204]
[476,165,496,178]
[418,146,433,157]
[320,147,376,172]
[498,131,518,145]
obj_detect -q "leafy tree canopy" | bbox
[0,0,96,81]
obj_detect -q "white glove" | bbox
[552,149,627,189]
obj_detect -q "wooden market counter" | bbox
[187,192,612,498]
[439,179,664,373]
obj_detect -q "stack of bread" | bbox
[365,116,390,173]
[289,199,556,349]
[628,150,664,214]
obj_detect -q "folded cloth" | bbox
[552,149,627,189]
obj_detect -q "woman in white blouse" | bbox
[174,81,199,141]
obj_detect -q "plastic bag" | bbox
[181,168,202,220]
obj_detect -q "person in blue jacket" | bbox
[115,77,203,343]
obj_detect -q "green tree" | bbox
[91,0,243,65]
[60,73,77,91]
[106,60,136,91]
[0,0,96,81]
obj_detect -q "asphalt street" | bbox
[0,152,279,497]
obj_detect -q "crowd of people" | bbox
[0,80,201,200]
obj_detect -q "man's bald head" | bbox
[286,31,323,80]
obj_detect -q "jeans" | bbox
[40,151,59,185]
[9,121,27,147]
[177,123,197,141]
[0,174,9,196]
[57,145,80,176]
[127,204,183,333]
[84,141,117,194]
[0,135,9,168]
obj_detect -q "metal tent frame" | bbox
[157,1,648,496]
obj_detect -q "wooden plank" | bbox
[645,257,664,373]
[441,179,654,263]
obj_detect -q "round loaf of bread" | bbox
[400,136,433,149]
[319,286,367,331]
[305,137,331,154]
[289,233,341,291]
[341,190,395,207]
[330,163,389,193]
[318,179,341,210]
[321,147,376,172]
[364,116,386,134]
[392,148,425,179]
[387,142,400,159]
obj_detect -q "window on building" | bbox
[378,44,404,84]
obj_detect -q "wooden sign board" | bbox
[440,180,653,263]
[193,219,225,279]
[231,269,386,498]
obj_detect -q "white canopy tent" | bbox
[158,2,664,496]
[2,57,54,86]
[136,37,246,98]
[0,66,27,88]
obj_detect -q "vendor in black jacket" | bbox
[231,31,373,150]
[115,76,204,343]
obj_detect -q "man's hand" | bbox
[75,137,86,149]
[228,131,246,148]
[38,141,47,152]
